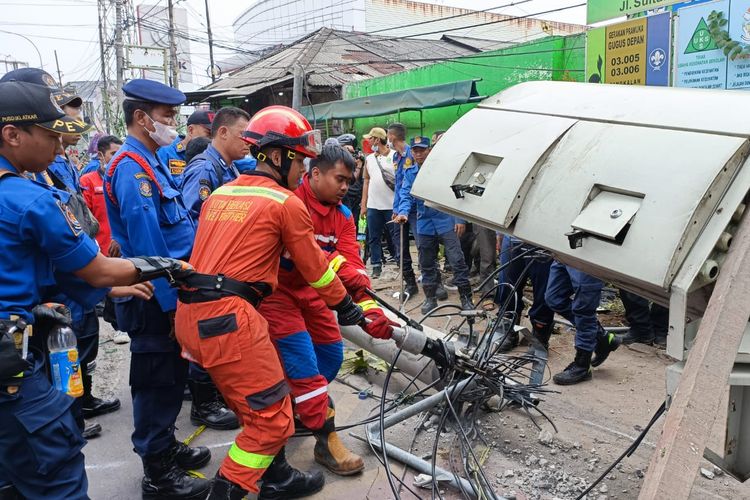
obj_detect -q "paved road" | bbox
[83,320,415,499]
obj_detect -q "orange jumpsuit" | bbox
[174,172,348,493]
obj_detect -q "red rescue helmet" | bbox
[242,105,321,159]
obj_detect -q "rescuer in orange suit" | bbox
[259,143,398,476]
[174,106,367,500]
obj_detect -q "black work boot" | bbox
[527,321,554,353]
[141,447,211,499]
[82,421,102,439]
[170,439,211,470]
[81,374,121,419]
[371,265,382,279]
[620,328,654,345]
[259,447,325,500]
[591,328,622,367]
[421,285,439,315]
[206,473,248,500]
[457,284,474,311]
[404,272,419,298]
[189,380,240,430]
[553,349,593,385]
[435,282,449,301]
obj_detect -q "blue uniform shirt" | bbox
[156,135,187,185]
[0,155,100,323]
[181,144,239,222]
[104,135,195,312]
[393,145,418,217]
[406,157,464,235]
[234,156,257,174]
[47,154,80,192]
[80,157,100,176]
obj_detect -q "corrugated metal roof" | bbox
[199,27,477,95]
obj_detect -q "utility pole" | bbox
[54,50,63,87]
[115,0,125,105]
[204,0,216,83]
[167,0,179,89]
[292,64,303,110]
[97,0,111,131]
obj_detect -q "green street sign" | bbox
[587,0,682,24]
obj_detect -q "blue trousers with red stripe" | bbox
[259,286,342,431]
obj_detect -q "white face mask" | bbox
[145,114,178,147]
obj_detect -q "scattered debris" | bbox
[539,429,554,446]
[700,467,715,480]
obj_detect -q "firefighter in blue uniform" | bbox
[0,80,191,500]
[177,107,252,430]
[157,109,213,186]
[388,122,420,298]
[181,106,250,221]
[0,68,123,440]
[405,135,474,314]
[544,263,621,385]
[103,79,212,499]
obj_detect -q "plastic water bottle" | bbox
[48,325,84,398]
[357,215,367,241]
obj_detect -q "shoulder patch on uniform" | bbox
[56,200,82,236]
[198,185,211,201]
[139,180,153,197]
[404,157,414,169]
[134,172,151,180]
[169,159,186,176]
[337,203,352,219]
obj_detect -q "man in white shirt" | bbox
[360,127,397,279]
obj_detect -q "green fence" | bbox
[342,33,586,141]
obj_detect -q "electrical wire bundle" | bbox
[363,242,667,500]
[365,243,561,500]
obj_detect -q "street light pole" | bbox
[0,30,43,68]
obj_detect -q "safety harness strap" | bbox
[106,152,165,206]
[178,273,271,307]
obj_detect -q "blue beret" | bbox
[410,136,431,149]
[122,79,185,106]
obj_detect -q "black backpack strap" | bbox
[185,152,227,190]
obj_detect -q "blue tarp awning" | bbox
[301,80,485,121]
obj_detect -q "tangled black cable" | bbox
[368,245,560,500]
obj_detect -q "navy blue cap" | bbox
[187,109,214,126]
[0,81,90,134]
[410,136,431,149]
[0,67,83,107]
[122,79,186,106]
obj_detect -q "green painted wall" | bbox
[343,33,586,141]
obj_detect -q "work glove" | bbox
[127,256,194,284]
[363,309,398,340]
[32,303,72,328]
[332,294,365,327]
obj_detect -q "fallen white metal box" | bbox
[411,81,750,481]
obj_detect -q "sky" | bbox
[0,0,587,88]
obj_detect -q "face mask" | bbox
[386,141,394,149]
[145,114,178,147]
